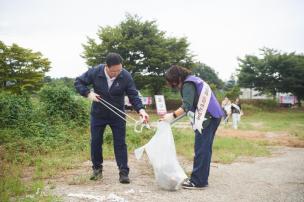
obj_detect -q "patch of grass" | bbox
[172,128,195,159]
[172,128,270,164]
[32,150,89,180]
[0,125,89,201]
[0,168,25,201]
[240,108,304,139]
[17,187,62,202]
[68,174,90,185]
[212,137,270,163]
[0,165,55,202]
[0,120,153,201]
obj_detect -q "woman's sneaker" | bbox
[181,179,208,190]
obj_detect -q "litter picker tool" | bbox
[170,113,186,126]
[97,98,150,133]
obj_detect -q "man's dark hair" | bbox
[165,65,191,85]
[105,53,123,67]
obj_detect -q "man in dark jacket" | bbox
[74,53,149,183]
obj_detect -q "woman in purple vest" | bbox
[162,65,224,189]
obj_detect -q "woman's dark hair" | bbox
[105,52,123,67]
[165,65,191,85]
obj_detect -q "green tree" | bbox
[82,14,194,94]
[0,41,51,94]
[238,48,304,104]
[225,85,241,100]
[276,53,304,106]
[192,62,224,89]
[238,48,283,99]
[44,76,76,92]
[224,74,237,91]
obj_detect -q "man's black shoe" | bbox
[90,168,102,180]
[181,179,208,190]
[119,171,130,184]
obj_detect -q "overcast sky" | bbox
[1,0,303,80]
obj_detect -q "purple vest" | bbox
[184,76,224,118]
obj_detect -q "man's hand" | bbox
[139,109,149,123]
[87,92,101,102]
[160,113,175,123]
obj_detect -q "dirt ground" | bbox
[44,125,304,202]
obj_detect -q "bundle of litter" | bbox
[134,121,187,191]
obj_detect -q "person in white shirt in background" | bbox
[221,97,231,124]
[231,98,242,129]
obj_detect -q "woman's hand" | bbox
[160,113,175,123]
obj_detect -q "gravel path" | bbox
[48,146,304,202]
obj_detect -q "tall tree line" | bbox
[238,48,304,105]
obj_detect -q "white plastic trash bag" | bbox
[134,121,187,191]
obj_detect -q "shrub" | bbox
[0,92,33,128]
[241,104,262,115]
[162,87,180,100]
[164,99,182,110]
[214,89,225,103]
[225,86,241,100]
[241,99,278,111]
[39,85,89,125]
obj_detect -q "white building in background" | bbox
[240,88,298,106]
[240,88,272,99]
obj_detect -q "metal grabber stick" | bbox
[170,113,186,126]
[98,98,150,133]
